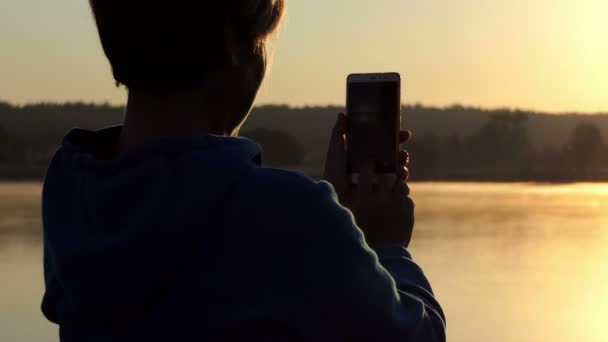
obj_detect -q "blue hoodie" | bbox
[42,126,446,342]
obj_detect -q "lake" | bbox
[1,182,607,341]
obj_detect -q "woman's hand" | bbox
[323,113,414,248]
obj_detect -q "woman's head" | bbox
[89,0,285,133]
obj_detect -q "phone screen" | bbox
[347,79,400,175]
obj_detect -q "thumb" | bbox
[324,113,348,192]
[329,113,347,153]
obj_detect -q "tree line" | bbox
[0,100,607,181]
[407,113,607,181]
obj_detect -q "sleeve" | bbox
[40,151,65,325]
[289,181,446,342]
[41,233,63,324]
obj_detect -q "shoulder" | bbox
[229,167,355,231]
[242,167,337,202]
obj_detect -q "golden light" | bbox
[560,0,608,111]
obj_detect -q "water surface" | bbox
[1,182,607,341]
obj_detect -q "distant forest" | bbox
[1,100,608,181]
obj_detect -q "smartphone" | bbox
[346,72,401,183]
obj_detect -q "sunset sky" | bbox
[1,0,607,112]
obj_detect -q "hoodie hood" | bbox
[41,126,261,327]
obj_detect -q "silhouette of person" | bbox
[41,1,445,341]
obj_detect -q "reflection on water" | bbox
[411,183,608,342]
[0,183,42,247]
[1,182,607,342]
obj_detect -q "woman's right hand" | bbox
[323,113,415,249]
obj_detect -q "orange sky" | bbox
[1,0,607,112]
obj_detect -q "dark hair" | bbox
[89,1,285,90]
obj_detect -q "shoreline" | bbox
[3,176,608,185]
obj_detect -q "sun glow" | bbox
[1,0,608,111]
[561,0,608,111]
[575,233,608,340]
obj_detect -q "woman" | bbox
[41,1,446,341]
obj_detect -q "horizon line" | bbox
[1,99,607,116]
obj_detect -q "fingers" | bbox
[358,160,375,198]
[398,150,410,180]
[393,180,415,223]
[398,166,410,181]
[399,150,410,166]
[332,113,347,141]
[328,113,347,157]
[399,130,412,144]
[392,179,411,199]
[324,113,348,193]
[398,130,411,180]
[359,152,410,191]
